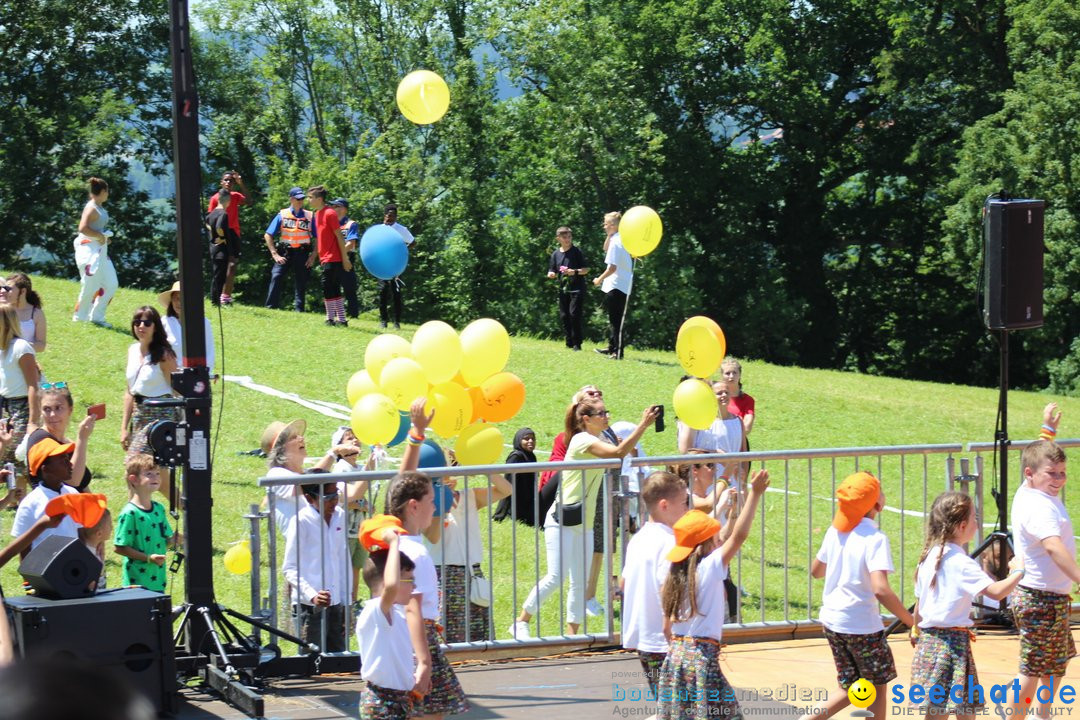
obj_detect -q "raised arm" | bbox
[720,469,770,565]
[586,406,659,459]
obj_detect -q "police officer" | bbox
[263,186,315,311]
[330,198,361,319]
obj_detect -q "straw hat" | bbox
[157,281,181,309]
[260,419,307,455]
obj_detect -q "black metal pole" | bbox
[995,328,1010,579]
[169,0,215,633]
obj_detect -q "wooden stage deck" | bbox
[176,630,1080,719]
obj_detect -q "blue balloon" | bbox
[417,439,445,469]
[432,481,456,518]
[359,224,409,280]
[386,411,410,448]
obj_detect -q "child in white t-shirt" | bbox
[620,471,689,694]
[1007,440,1080,720]
[656,470,769,720]
[910,491,1023,718]
[357,520,417,720]
[809,472,915,720]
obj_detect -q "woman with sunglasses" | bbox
[676,448,736,520]
[0,306,39,477]
[120,306,178,470]
[510,395,658,638]
[2,274,46,353]
[17,382,97,491]
[72,177,119,326]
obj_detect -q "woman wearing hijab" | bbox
[493,428,538,526]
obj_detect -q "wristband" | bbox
[1041,424,1057,434]
[407,432,425,446]
[1011,568,1025,578]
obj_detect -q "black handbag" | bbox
[556,500,584,526]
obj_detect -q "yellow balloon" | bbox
[346,369,379,406]
[459,318,510,386]
[619,205,663,257]
[454,422,504,466]
[396,70,450,125]
[676,324,723,378]
[673,378,719,430]
[351,393,400,445]
[364,333,412,384]
[412,321,462,385]
[426,381,472,438]
[224,541,252,575]
[678,316,727,360]
[379,357,428,410]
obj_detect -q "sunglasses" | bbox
[0,286,11,292]
[40,381,68,390]
[133,319,154,327]
[584,410,611,417]
[399,578,416,585]
[693,462,715,470]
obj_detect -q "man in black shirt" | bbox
[206,189,239,307]
[547,226,589,350]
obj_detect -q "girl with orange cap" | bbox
[656,469,770,719]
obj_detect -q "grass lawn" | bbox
[1,272,1073,647]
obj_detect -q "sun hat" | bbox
[260,419,307,455]
[832,472,881,532]
[157,281,181,309]
[667,509,722,562]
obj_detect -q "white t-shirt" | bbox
[915,543,993,628]
[163,315,216,375]
[816,518,894,634]
[267,466,303,535]
[1012,482,1077,594]
[424,489,483,567]
[125,343,173,397]
[0,338,35,397]
[11,484,81,548]
[670,549,728,642]
[622,522,675,652]
[399,534,440,621]
[689,416,743,479]
[390,222,414,245]
[601,234,633,295]
[357,599,415,691]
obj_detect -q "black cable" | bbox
[212,299,225,464]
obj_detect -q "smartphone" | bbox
[87,403,106,420]
[653,404,665,433]
[4,463,15,490]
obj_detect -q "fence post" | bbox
[244,503,266,645]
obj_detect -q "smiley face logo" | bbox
[848,678,876,709]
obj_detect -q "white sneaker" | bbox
[508,620,531,639]
[586,598,605,617]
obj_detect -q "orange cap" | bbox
[667,510,722,563]
[832,472,881,532]
[27,437,75,478]
[359,514,406,552]
[45,493,108,528]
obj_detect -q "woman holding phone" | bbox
[20,383,97,490]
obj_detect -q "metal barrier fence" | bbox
[253,437,1078,658]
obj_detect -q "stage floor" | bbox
[176,630,1080,719]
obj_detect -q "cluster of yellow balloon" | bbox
[672,316,727,430]
[346,319,527,465]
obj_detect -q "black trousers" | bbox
[558,290,585,349]
[341,251,359,317]
[321,261,343,300]
[210,242,230,306]
[265,246,311,311]
[603,288,627,357]
[378,278,403,324]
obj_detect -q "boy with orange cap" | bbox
[809,472,914,720]
[10,437,80,556]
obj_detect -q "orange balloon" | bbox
[477,372,525,423]
[468,386,484,424]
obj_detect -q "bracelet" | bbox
[1042,424,1057,434]
[407,432,425,446]
[1011,568,1025,578]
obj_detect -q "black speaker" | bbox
[18,534,103,600]
[5,588,177,714]
[983,199,1045,330]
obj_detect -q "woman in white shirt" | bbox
[157,281,216,376]
[0,306,39,476]
[3,273,46,353]
[120,306,178,475]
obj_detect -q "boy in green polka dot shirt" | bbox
[114,454,178,592]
